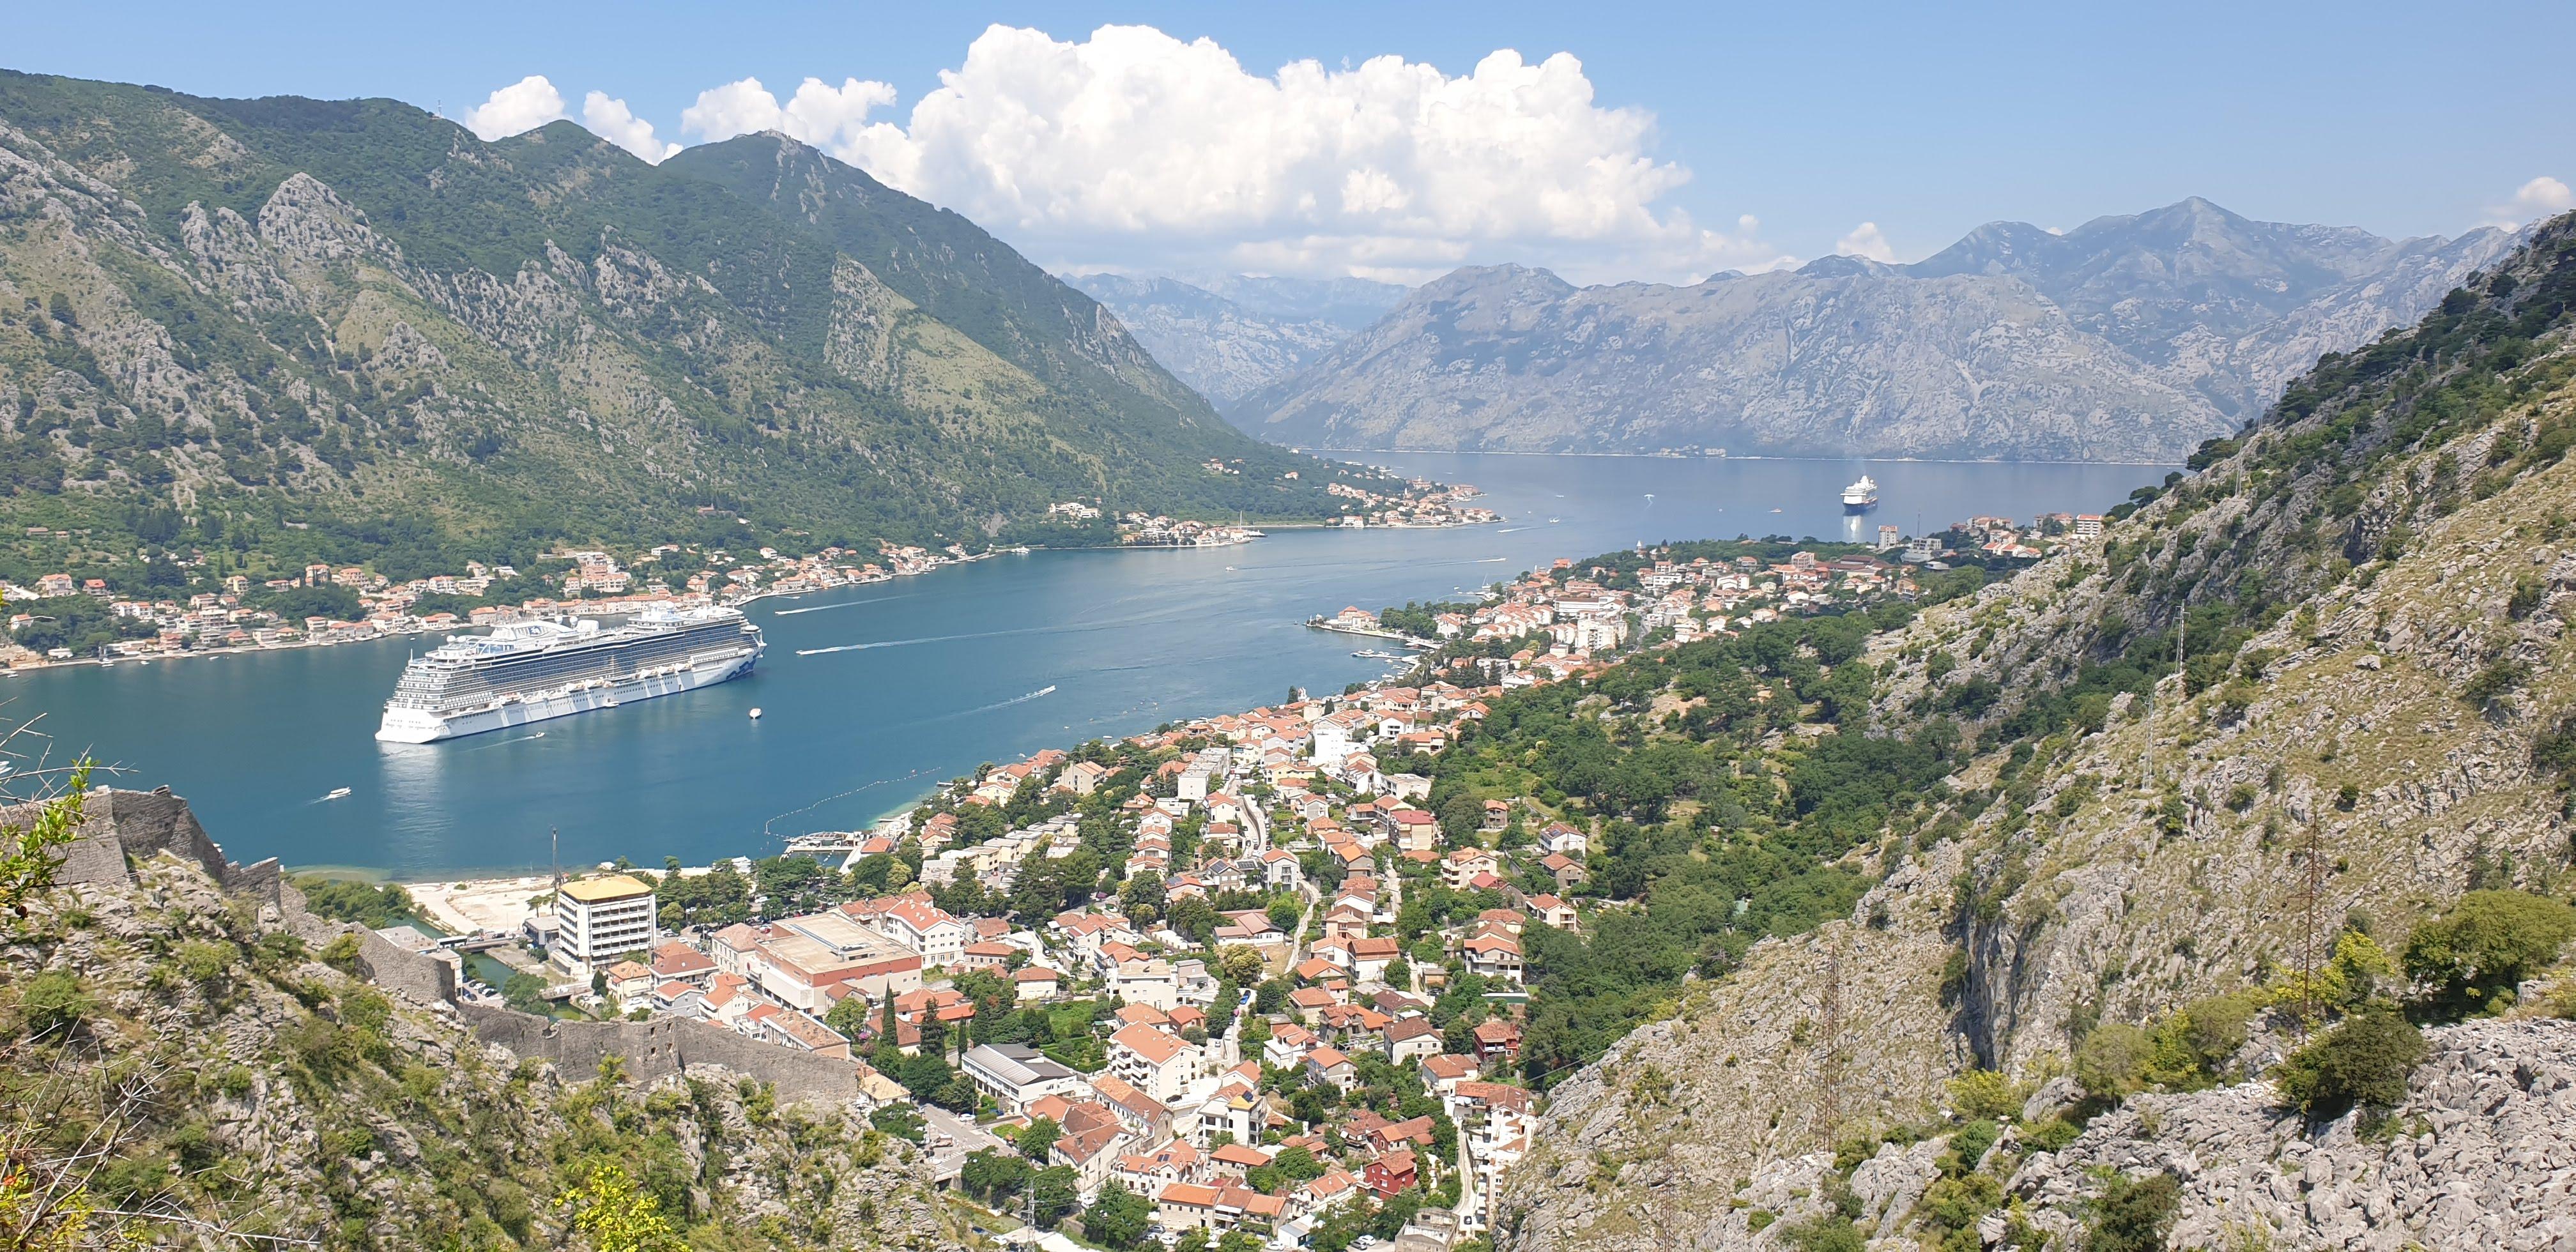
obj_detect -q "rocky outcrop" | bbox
[2011,1018,2576,1250]
[1238,199,2522,461]
[7,788,960,1249]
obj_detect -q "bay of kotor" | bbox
[43,454,2166,877]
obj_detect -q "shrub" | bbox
[2073,1022,2151,1103]
[2401,889,2576,1018]
[177,940,233,986]
[2083,1172,2179,1252]
[1945,1069,2023,1122]
[319,933,364,975]
[19,968,91,1039]
[1780,1216,1867,1252]
[2272,1009,2426,1118]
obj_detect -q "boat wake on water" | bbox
[928,685,1057,721]
[795,611,1193,657]
[760,765,940,839]
[771,593,916,616]
[463,731,547,751]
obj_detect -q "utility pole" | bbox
[551,825,562,896]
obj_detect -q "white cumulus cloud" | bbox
[679,76,903,157]
[1834,222,1896,264]
[2486,176,2573,228]
[678,25,1781,283]
[460,75,567,141]
[583,91,680,163]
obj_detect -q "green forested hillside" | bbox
[0,70,1371,584]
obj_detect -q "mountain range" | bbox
[1229,198,2524,461]
[0,70,1375,580]
[1063,271,1409,405]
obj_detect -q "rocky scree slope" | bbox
[0,71,1358,573]
[1494,213,2576,1248]
[0,832,956,1249]
[1239,198,2518,461]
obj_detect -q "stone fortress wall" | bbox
[54,788,859,1103]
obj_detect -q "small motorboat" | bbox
[325,787,353,800]
[748,707,763,720]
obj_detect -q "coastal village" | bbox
[378,537,1945,1252]
[0,474,1498,668]
[1,491,2060,672]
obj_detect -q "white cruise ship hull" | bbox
[376,648,757,744]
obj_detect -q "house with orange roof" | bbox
[1089,1073,1174,1142]
[1049,1099,1131,1198]
[1262,1021,1319,1069]
[1114,1139,1204,1195]
[1443,847,1503,889]
[1207,1142,1272,1180]
[1154,1183,1222,1237]
[1108,1021,1196,1102]
[1305,1046,1357,1087]
[1462,933,1523,984]
[1525,893,1578,931]
[1418,1053,1481,1095]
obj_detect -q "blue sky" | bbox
[12,1,2573,282]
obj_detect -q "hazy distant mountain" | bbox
[1067,272,1407,404]
[1233,198,2523,461]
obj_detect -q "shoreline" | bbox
[14,512,1496,678]
[1308,447,2187,468]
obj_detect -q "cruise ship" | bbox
[376,606,763,743]
[1842,475,1880,512]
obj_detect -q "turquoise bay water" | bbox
[37,454,2166,877]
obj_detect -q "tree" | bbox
[1082,1183,1153,1249]
[1030,1165,1080,1229]
[2401,889,2576,1019]
[824,994,872,1041]
[1273,1143,1324,1182]
[959,1149,1031,1204]
[1016,1116,1059,1163]
[1216,945,1266,984]
[1,761,91,920]
[560,1163,686,1252]
[503,973,551,1015]
[1167,895,1220,946]
[1438,793,1485,844]
[2272,1009,2426,1118]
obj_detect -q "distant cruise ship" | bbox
[1842,475,1880,512]
[376,606,763,743]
